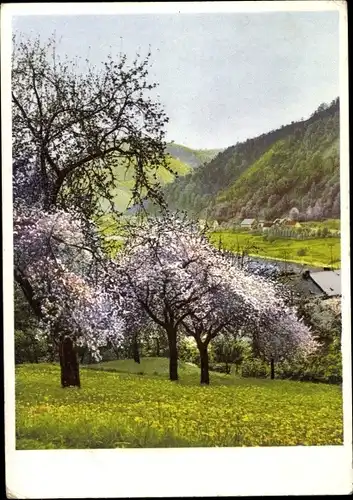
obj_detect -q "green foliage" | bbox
[212,336,246,374]
[266,234,277,243]
[15,329,51,364]
[296,297,341,349]
[178,338,201,366]
[16,363,343,449]
[14,285,55,364]
[241,347,342,385]
[275,345,342,384]
[208,363,232,374]
[241,357,270,379]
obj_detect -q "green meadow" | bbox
[210,231,341,268]
[16,361,343,450]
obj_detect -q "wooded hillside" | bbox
[163,99,340,221]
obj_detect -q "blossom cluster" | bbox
[112,213,317,359]
[14,202,125,358]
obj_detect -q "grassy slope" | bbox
[104,144,222,213]
[194,148,223,164]
[101,155,192,213]
[301,219,341,231]
[86,357,202,378]
[210,231,341,268]
[16,362,342,449]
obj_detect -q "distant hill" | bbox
[166,143,223,169]
[163,98,340,222]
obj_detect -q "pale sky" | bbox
[13,11,339,149]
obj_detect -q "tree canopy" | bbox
[12,33,172,386]
[110,213,317,384]
[12,33,172,218]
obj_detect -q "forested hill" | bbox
[163,98,340,221]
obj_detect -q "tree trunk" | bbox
[167,331,178,381]
[59,337,80,388]
[225,359,231,375]
[156,337,160,357]
[199,344,210,385]
[270,357,275,380]
[112,344,120,360]
[49,345,56,363]
[133,337,140,364]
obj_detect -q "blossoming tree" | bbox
[112,213,318,384]
[109,213,215,380]
[12,33,172,386]
[13,204,125,386]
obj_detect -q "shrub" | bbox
[241,357,270,378]
[209,363,231,374]
[275,346,342,385]
[178,337,201,366]
[15,329,53,364]
[266,234,277,243]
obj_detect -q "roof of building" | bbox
[309,270,341,297]
[241,218,256,225]
[281,274,324,297]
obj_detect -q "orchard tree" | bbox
[108,213,224,381]
[295,296,341,353]
[13,204,125,387]
[289,207,300,221]
[117,303,154,364]
[180,268,254,384]
[12,33,173,384]
[12,33,172,218]
[248,310,318,380]
[110,213,317,384]
[181,251,316,385]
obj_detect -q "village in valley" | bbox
[197,214,341,297]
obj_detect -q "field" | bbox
[210,231,341,268]
[95,219,341,268]
[16,361,343,449]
